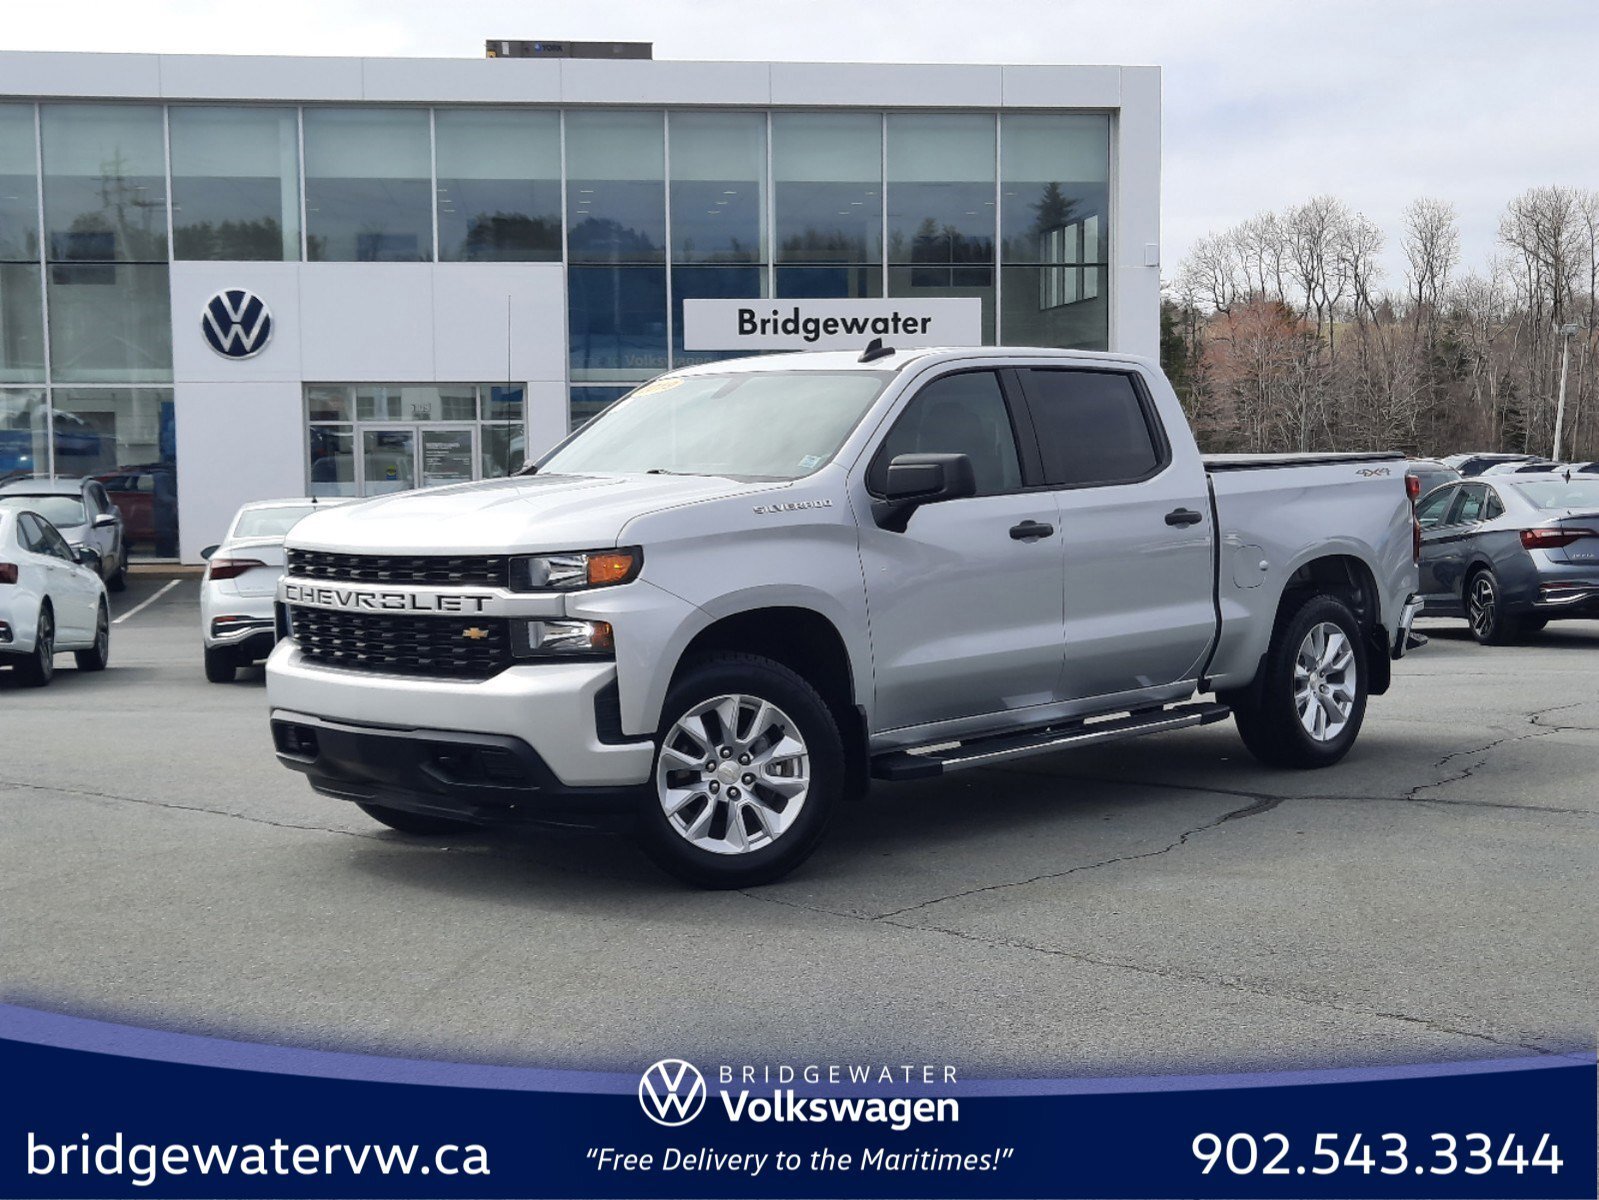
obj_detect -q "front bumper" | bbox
[266,642,655,789]
[270,710,639,827]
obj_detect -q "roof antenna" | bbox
[858,337,895,363]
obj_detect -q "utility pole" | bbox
[1553,323,1579,461]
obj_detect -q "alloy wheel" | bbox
[656,693,811,855]
[1293,621,1356,742]
[1468,574,1497,638]
[36,611,54,682]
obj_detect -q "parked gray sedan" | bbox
[1417,472,1599,643]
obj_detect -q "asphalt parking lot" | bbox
[2,572,1595,1077]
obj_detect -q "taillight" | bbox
[206,557,267,582]
[1520,528,1597,550]
[0,562,17,584]
[1405,473,1422,500]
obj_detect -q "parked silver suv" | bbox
[0,476,127,591]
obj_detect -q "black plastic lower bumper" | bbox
[270,711,639,829]
[220,630,278,665]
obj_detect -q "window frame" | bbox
[1009,366,1172,491]
[1415,483,1459,530]
[864,367,1039,499]
[1446,483,1488,527]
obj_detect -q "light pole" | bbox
[1552,322,1580,462]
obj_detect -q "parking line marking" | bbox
[113,579,183,625]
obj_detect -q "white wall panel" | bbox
[297,264,435,380]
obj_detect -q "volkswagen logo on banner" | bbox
[201,288,273,359]
[638,1059,707,1126]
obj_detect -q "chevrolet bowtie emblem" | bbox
[461,626,490,640]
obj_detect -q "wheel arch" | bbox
[1271,553,1391,696]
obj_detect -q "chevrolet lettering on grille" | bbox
[282,582,493,614]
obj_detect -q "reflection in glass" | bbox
[304,385,352,423]
[565,111,664,264]
[773,113,881,264]
[483,385,525,421]
[308,426,356,497]
[669,112,765,264]
[568,385,633,433]
[362,428,416,494]
[51,387,178,554]
[170,106,300,261]
[0,105,40,262]
[41,104,168,263]
[303,108,432,262]
[774,265,882,299]
[567,265,667,382]
[47,263,172,382]
[355,384,477,422]
[672,265,767,368]
[1000,264,1108,350]
[999,114,1109,265]
[887,114,994,265]
[0,264,46,382]
[479,422,525,478]
[887,266,994,345]
[435,109,561,262]
[0,387,48,478]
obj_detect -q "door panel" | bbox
[1016,368,1215,701]
[859,369,1066,731]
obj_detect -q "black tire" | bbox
[107,551,128,593]
[75,602,110,671]
[355,802,478,835]
[1465,566,1520,645]
[14,605,55,688]
[1231,594,1369,769]
[203,644,237,683]
[636,651,844,888]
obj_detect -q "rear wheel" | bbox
[355,802,477,835]
[74,603,110,671]
[1465,567,1520,645]
[203,645,236,683]
[637,652,843,888]
[1231,594,1368,769]
[14,606,55,688]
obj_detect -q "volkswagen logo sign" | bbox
[638,1058,707,1126]
[201,288,273,359]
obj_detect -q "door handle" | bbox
[1009,520,1055,541]
[1165,508,1204,527]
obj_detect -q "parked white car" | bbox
[0,503,110,686]
[201,498,351,683]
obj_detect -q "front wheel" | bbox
[203,645,236,683]
[637,652,843,888]
[1231,594,1368,769]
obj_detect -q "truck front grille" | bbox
[289,607,512,679]
[286,549,509,588]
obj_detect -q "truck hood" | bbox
[284,473,789,555]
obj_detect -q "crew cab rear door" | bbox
[1013,366,1216,701]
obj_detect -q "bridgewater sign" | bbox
[682,298,982,352]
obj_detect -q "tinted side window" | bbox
[1416,486,1455,528]
[871,371,1023,498]
[1450,484,1487,525]
[88,483,110,513]
[41,522,73,561]
[1021,369,1163,487]
[17,512,46,553]
[1484,488,1505,520]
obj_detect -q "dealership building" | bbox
[0,47,1161,561]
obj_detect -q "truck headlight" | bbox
[508,548,640,591]
[511,619,615,658]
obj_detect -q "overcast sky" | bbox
[8,0,1598,287]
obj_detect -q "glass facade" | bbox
[305,383,526,498]
[0,96,1117,528]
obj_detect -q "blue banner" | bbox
[3,1006,1593,1198]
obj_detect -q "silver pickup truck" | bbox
[266,346,1423,886]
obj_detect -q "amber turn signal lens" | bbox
[586,553,636,586]
[590,621,615,652]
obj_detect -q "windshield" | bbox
[0,494,85,527]
[1512,479,1599,510]
[540,371,891,480]
[231,504,318,539]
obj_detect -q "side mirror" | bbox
[200,544,219,560]
[874,453,977,532]
[73,545,101,570]
[92,512,118,529]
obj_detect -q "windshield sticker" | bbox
[797,454,824,471]
[631,378,685,397]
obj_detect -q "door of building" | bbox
[358,424,478,494]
